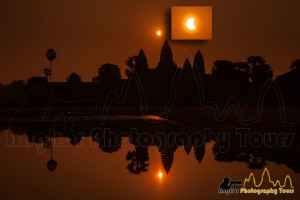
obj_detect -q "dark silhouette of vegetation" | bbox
[67,73,82,83]
[126,147,149,174]
[210,56,276,102]
[47,159,57,172]
[43,68,51,79]
[212,56,273,92]
[0,80,26,105]
[212,60,238,86]
[125,49,150,112]
[46,49,56,82]
[46,137,57,172]
[125,49,149,78]
[275,59,300,104]
[212,60,249,99]
[10,80,26,88]
[212,60,250,88]
[247,55,273,87]
[290,59,300,70]
[125,56,141,112]
[125,56,137,78]
[92,76,99,83]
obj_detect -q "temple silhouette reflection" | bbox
[4,116,299,174]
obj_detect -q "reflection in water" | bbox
[126,147,149,174]
[46,137,57,172]
[3,115,299,174]
[158,172,163,179]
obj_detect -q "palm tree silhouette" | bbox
[46,137,57,172]
[43,68,51,79]
[125,56,141,113]
[46,49,56,82]
[125,50,149,78]
[125,56,137,78]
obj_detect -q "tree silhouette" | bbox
[247,55,266,66]
[247,56,273,86]
[126,147,149,174]
[290,59,300,70]
[43,68,51,79]
[212,60,251,86]
[125,56,138,78]
[125,49,149,78]
[125,53,147,113]
[46,138,57,172]
[193,50,205,76]
[92,76,99,83]
[212,60,237,88]
[212,60,251,100]
[47,159,57,172]
[235,62,250,73]
[67,73,82,83]
[276,59,300,103]
[46,49,56,82]
[10,80,26,87]
[234,62,250,85]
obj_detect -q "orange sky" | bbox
[0,0,299,83]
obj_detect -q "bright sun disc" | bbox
[186,18,196,30]
[158,172,163,179]
[157,30,161,36]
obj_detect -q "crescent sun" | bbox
[186,18,196,30]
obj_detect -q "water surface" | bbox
[0,115,299,199]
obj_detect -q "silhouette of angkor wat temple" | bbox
[23,40,300,107]
[26,40,212,106]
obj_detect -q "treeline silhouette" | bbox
[0,40,299,107]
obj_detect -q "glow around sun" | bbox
[186,18,196,30]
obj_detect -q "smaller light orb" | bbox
[157,30,162,36]
[158,172,163,179]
